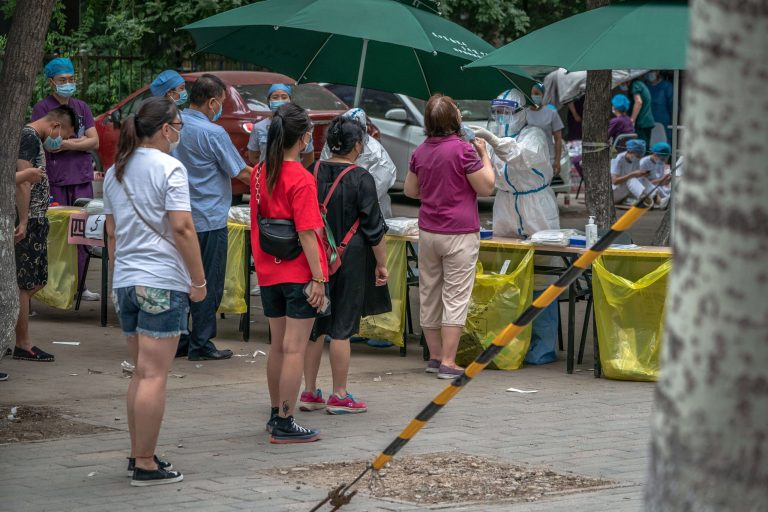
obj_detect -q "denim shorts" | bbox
[112,286,189,338]
[260,283,330,319]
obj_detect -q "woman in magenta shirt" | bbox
[404,94,494,379]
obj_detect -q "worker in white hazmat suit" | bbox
[470,89,561,365]
[321,108,397,218]
[473,89,560,238]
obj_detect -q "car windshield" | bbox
[409,97,490,121]
[234,83,347,112]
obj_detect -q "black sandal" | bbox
[12,346,55,362]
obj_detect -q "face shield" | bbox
[487,98,526,138]
[343,108,369,143]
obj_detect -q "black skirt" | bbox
[310,161,391,340]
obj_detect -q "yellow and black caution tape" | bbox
[310,192,656,512]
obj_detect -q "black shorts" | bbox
[15,217,49,290]
[260,282,330,319]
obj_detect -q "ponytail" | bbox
[266,115,285,193]
[114,115,140,183]
[113,96,178,183]
[265,103,311,193]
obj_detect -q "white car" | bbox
[323,84,571,194]
[322,85,490,186]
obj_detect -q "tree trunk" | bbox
[581,0,614,229]
[646,0,768,510]
[0,0,57,359]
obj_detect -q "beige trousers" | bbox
[418,231,480,328]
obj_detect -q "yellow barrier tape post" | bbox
[309,189,658,512]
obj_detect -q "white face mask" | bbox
[167,124,181,153]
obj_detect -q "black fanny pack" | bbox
[257,214,302,261]
[255,164,302,261]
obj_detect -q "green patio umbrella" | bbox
[181,0,534,104]
[465,0,688,72]
[466,0,689,231]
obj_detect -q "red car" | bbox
[94,71,376,196]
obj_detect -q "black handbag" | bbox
[255,163,302,261]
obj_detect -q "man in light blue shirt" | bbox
[173,74,251,360]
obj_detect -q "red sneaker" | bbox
[326,393,367,415]
[299,389,326,412]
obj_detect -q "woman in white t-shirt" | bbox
[103,96,206,487]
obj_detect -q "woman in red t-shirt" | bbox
[250,103,327,444]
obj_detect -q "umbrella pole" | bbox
[670,69,680,241]
[353,39,369,107]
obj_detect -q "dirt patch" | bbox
[0,405,115,444]
[273,452,616,507]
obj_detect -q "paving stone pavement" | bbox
[0,286,655,512]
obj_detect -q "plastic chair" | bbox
[612,133,637,156]
[650,123,668,146]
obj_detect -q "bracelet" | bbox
[311,277,326,284]
[192,279,207,289]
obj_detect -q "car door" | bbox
[359,90,421,186]
[96,88,153,170]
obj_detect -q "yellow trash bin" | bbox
[218,222,248,314]
[593,255,672,381]
[456,248,534,370]
[358,239,407,347]
[35,208,79,310]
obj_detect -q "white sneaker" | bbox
[81,289,101,301]
[250,286,261,296]
[659,195,671,210]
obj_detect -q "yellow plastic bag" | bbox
[35,208,79,310]
[218,222,248,314]
[358,239,407,347]
[456,248,534,370]
[593,255,672,381]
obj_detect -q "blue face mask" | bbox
[460,124,475,142]
[269,100,289,112]
[43,126,62,152]
[619,84,629,92]
[304,133,313,153]
[174,90,188,106]
[56,83,76,98]
[531,94,543,106]
[646,72,658,83]
[212,99,223,122]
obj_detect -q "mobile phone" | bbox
[303,282,331,314]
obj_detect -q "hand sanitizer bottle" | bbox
[585,216,598,248]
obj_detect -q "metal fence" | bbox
[0,53,263,114]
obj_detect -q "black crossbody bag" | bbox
[255,163,302,261]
